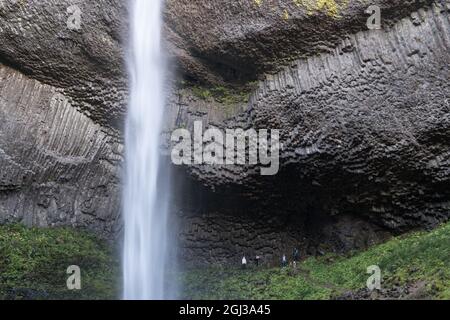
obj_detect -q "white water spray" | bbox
[123,0,170,300]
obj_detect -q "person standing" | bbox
[281,254,288,268]
[255,255,261,267]
[293,247,300,262]
[242,256,247,269]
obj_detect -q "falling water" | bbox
[123,0,170,300]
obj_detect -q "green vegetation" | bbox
[181,222,450,300]
[0,224,119,300]
[188,83,253,105]
[1,221,449,300]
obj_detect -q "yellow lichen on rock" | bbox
[253,0,263,7]
[295,0,349,17]
[317,0,339,17]
[253,0,350,18]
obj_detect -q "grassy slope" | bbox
[181,222,450,300]
[1,222,448,300]
[0,224,119,300]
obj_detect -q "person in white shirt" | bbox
[241,256,247,269]
[281,254,288,268]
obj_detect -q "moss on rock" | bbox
[185,81,255,105]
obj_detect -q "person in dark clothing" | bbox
[255,255,261,267]
[293,248,300,262]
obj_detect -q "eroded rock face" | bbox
[0,0,449,264]
[0,65,123,238]
[0,0,126,237]
[0,0,127,130]
[169,2,450,265]
[177,4,450,224]
[165,0,436,83]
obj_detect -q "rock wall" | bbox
[0,0,449,265]
[165,0,437,83]
[173,170,392,266]
[169,2,450,265]
[177,3,450,218]
[0,0,127,130]
[0,64,123,238]
[0,0,126,238]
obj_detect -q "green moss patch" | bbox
[0,224,119,300]
[187,82,255,105]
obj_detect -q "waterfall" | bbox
[123,0,170,300]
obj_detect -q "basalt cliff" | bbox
[0,0,449,266]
